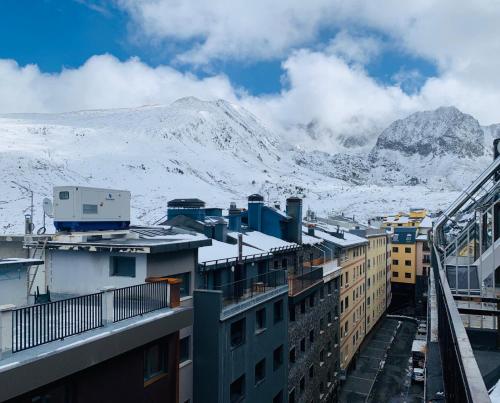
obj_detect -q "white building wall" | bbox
[48,250,147,295]
[0,266,28,306]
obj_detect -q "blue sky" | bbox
[0,0,437,96]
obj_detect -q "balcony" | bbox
[288,266,323,297]
[207,270,288,319]
[1,280,181,355]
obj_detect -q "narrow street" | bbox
[339,318,424,403]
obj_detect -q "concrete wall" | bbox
[47,250,148,294]
[0,264,28,306]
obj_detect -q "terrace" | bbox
[0,279,183,357]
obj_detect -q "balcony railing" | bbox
[11,292,103,353]
[213,269,287,307]
[1,281,180,355]
[288,266,323,297]
[113,281,171,322]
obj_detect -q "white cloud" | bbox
[0,55,237,113]
[325,31,382,65]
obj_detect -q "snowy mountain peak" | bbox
[372,105,484,158]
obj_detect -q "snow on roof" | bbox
[198,239,266,264]
[301,233,324,246]
[313,229,367,248]
[416,234,428,241]
[0,258,43,267]
[411,340,427,353]
[228,231,297,252]
[264,205,290,219]
[420,216,433,228]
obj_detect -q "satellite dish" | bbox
[43,198,54,218]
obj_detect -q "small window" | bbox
[230,318,245,348]
[289,347,296,364]
[405,260,411,266]
[273,345,283,371]
[256,308,266,331]
[300,338,306,352]
[82,203,98,214]
[393,271,399,277]
[405,273,412,279]
[405,247,411,253]
[110,256,136,277]
[230,375,245,403]
[180,336,190,364]
[309,294,315,308]
[274,300,283,324]
[144,342,168,383]
[392,246,398,252]
[254,358,266,385]
[392,259,399,265]
[309,329,314,344]
[309,364,314,378]
[289,389,296,403]
[300,300,306,314]
[59,191,70,200]
[174,272,191,297]
[300,377,305,393]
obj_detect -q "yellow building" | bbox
[390,227,417,285]
[381,208,430,230]
[339,242,367,370]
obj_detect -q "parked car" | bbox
[412,367,425,383]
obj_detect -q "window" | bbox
[230,319,245,348]
[254,359,266,385]
[327,312,332,324]
[59,191,70,200]
[144,342,168,383]
[405,273,411,279]
[282,258,287,268]
[174,272,191,297]
[320,318,325,332]
[273,345,283,371]
[320,286,324,300]
[309,329,314,344]
[309,364,314,378]
[300,300,306,314]
[392,259,399,265]
[180,336,190,364]
[393,271,399,277]
[289,347,296,364]
[273,391,283,403]
[328,341,332,353]
[405,260,411,266]
[320,349,325,364]
[340,300,344,314]
[345,272,349,284]
[345,296,349,310]
[392,246,398,252]
[300,377,305,393]
[230,375,245,403]
[405,247,411,253]
[289,389,296,403]
[274,300,283,323]
[300,338,306,352]
[82,203,98,214]
[309,294,315,307]
[256,308,266,331]
[110,256,136,277]
[327,282,332,295]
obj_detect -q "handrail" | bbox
[431,245,491,402]
[435,158,500,234]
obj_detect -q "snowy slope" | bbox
[0,99,494,234]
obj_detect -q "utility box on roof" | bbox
[53,186,131,232]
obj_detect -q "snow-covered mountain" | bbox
[0,99,496,233]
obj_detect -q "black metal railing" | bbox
[212,269,287,306]
[113,281,169,322]
[12,292,103,353]
[288,266,323,296]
